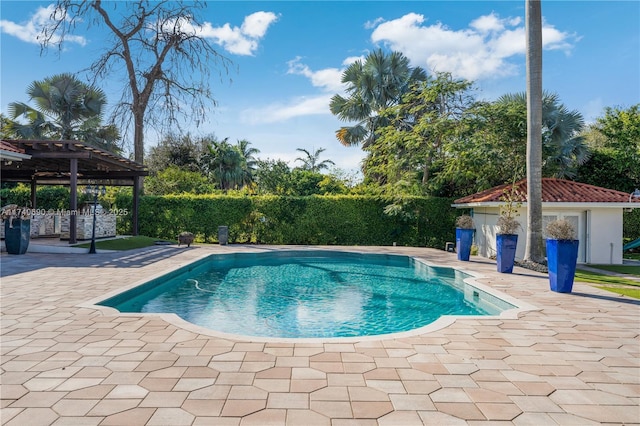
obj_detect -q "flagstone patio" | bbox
[1,245,639,425]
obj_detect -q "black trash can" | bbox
[218,226,228,245]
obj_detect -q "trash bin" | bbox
[218,226,228,245]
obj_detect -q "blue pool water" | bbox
[99,251,514,338]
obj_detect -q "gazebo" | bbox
[1,139,148,244]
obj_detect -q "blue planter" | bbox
[456,228,474,261]
[4,219,30,255]
[546,239,579,293]
[496,234,518,273]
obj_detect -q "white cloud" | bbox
[470,13,505,33]
[262,54,370,124]
[370,12,576,81]
[0,5,86,46]
[198,11,278,56]
[241,11,277,38]
[343,55,365,66]
[364,17,385,30]
[286,57,345,93]
[241,94,333,124]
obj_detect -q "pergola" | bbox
[1,140,148,244]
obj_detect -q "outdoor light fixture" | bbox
[630,188,640,203]
[85,184,107,254]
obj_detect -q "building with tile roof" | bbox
[452,178,640,265]
[0,140,31,161]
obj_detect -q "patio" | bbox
[1,245,639,425]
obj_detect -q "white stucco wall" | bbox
[587,208,623,264]
[472,207,526,260]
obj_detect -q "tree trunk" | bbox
[524,0,545,263]
[422,161,430,185]
[133,109,145,199]
[133,109,145,165]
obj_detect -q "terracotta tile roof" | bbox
[0,140,26,154]
[454,178,640,204]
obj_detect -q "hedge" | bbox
[113,194,458,248]
[3,186,639,247]
[0,186,71,210]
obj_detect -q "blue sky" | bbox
[1,1,639,173]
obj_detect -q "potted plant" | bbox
[2,205,31,255]
[546,219,579,293]
[455,214,475,261]
[496,183,522,273]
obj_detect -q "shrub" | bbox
[1,185,69,210]
[497,216,520,235]
[546,219,577,240]
[456,215,474,229]
[114,193,457,248]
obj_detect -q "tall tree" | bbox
[202,138,244,191]
[369,72,474,189]
[525,0,545,263]
[40,0,232,165]
[253,159,292,195]
[294,147,335,172]
[577,104,640,192]
[592,105,640,181]
[330,49,427,148]
[0,114,15,140]
[7,73,121,153]
[496,92,588,178]
[145,133,209,175]
[236,139,260,188]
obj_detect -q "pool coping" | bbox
[79,247,539,344]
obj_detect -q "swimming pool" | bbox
[98,250,515,338]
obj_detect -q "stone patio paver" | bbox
[2,245,639,425]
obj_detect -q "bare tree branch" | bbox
[39,0,235,165]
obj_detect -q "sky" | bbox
[1,1,639,174]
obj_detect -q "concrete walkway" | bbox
[1,245,639,425]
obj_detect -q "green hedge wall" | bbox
[4,185,639,247]
[113,194,458,248]
[1,186,71,210]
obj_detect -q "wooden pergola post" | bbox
[69,158,78,244]
[30,178,37,209]
[133,177,140,236]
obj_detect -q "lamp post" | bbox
[85,184,106,254]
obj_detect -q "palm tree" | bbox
[330,49,427,147]
[294,148,335,172]
[496,92,588,178]
[236,139,260,187]
[525,0,544,263]
[7,73,121,153]
[203,139,245,191]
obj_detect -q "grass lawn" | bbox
[585,265,640,277]
[575,267,640,300]
[575,269,640,286]
[74,236,165,250]
[596,286,640,299]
